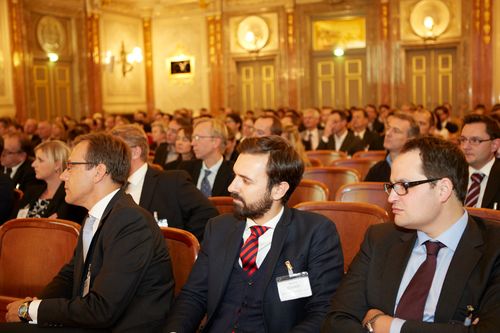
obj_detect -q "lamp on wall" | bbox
[103,41,143,77]
[409,0,450,42]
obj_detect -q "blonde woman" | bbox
[15,140,87,223]
[282,125,312,167]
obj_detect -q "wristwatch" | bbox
[364,313,384,332]
[18,301,32,322]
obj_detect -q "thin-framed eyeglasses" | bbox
[457,136,493,146]
[192,135,216,141]
[384,178,442,196]
[65,161,95,171]
[1,150,23,156]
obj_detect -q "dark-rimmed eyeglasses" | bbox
[65,161,95,171]
[192,135,216,141]
[384,178,442,196]
[457,136,492,146]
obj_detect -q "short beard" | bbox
[231,190,273,221]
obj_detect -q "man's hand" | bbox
[5,297,33,323]
[363,309,393,333]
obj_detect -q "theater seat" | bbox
[466,207,500,224]
[288,179,329,207]
[208,196,234,215]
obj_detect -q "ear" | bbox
[54,160,63,173]
[491,138,500,153]
[271,181,290,201]
[436,178,454,203]
[93,163,108,183]
[130,146,142,160]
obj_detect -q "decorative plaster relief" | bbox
[0,0,14,109]
[229,13,278,54]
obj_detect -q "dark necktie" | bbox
[200,169,212,197]
[5,167,12,178]
[395,241,445,321]
[464,173,484,207]
[240,226,269,276]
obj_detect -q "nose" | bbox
[227,176,239,194]
[387,188,398,204]
[60,168,68,181]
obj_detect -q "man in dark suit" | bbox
[351,108,384,150]
[365,112,420,182]
[111,124,218,241]
[153,118,181,167]
[0,136,15,225]
[164,136,344,333]
[3,133,174,332]
[178,118,234,197]
[459,114,500,209]
[317,110,365,156]
[323,136,500,333]
[1,132,43,191]
[300,108,323,151]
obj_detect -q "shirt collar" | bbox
[245,206,284,230]
[202,156,224,173]
[88,188,120,221]
[334,129,348,142]
[468,157,495,178]
[416,210,468,252]
[128,162,148,186]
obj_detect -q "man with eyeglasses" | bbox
[178,118,234,197]
[2,133,174,332]
[459,114,500,210]
[323,136,500,333]
[1,132,43,191]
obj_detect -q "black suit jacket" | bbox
[38,190,174,332]
[164,207,344,333]
[323,216,500,333]
[139,166,218,241]
[360,129,384,151]
[317,131,365,156]
[364,158,391,182]
[0,174,15,225]
[177,159,234,197]
[152,142,168,166]
[481,159,500,209]
[14,182,87,223]
[1,158,44,192]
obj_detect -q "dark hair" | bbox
[3,132,33,156]
[352,108,368,118]
[462,114,500,139]
[237,136,304,203]
[387,111,421,138]
[415,109,436,127]
[331,109,349,121]
[401,136,468,203]
[257,115,283,136]
[74,133,131,186]
[226,113,242,126]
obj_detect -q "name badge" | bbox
[82,265,91,297]
[17,206,29,218]
[276,260,312,302]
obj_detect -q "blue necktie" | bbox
[82,215,97,261]
[200,169,212,197]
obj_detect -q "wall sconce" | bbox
[47,52,59,62]
[103,41,143,77]
[409,0,450,42]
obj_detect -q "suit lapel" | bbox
[481,159,500,208]
[434,217,484,321]
[340,132,354,153]
[380,231,416,314]
[212,161,230,196]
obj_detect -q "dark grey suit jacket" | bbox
[139,166,218,241]
[37,190,174,332]
[323,216,500,333]
[164,207,344,333]
[177,159,234,197]
[317,131,365,156]
[480,158,500,209]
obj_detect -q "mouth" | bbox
[392,206,403,214]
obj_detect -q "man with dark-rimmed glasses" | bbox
[323,136,500,333]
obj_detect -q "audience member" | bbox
[111,124,218,241]
[23,118,41,147]
[0,136,15,225]
[225,113,243,141]
[365,112,420,182]
[36,121,52,142]
[164,136,343,332]
[413,108,436,136]
[434,105,459,139]
[1,132,43,191]
[2,132,174,331]
[104,115,115,131]
[318,109,365,155]
[164,126,194,170]
[282,124,312,167]
[351,108,384,150]
[178,118,234,197]
[253,115,283,137]
[150,120,169,151]
[366,104,385,133]
[300,108,323,151]
[323,136,500,333]
[241,116,255,140]
[225,129,239,162]
[153,118,182,166]
[14,140,87,223]
[459,114,500,209]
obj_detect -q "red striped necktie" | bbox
[240,225,269,276]
[464,173,485,207]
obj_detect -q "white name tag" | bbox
[276,272,312,302]
[17,207,29,218]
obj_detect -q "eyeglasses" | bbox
[65,161,95,171]
[384,178,442,196]
[1,150,22,156]
[176,136,191,142]
[457,136,492,146]
[192,135,216,141]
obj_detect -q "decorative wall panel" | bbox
[0,0,14,116]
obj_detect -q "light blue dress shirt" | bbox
[390,211,469,333]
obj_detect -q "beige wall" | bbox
[493,0,500,104]
[152,15,209,114]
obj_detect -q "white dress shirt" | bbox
[196,157,223,191]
